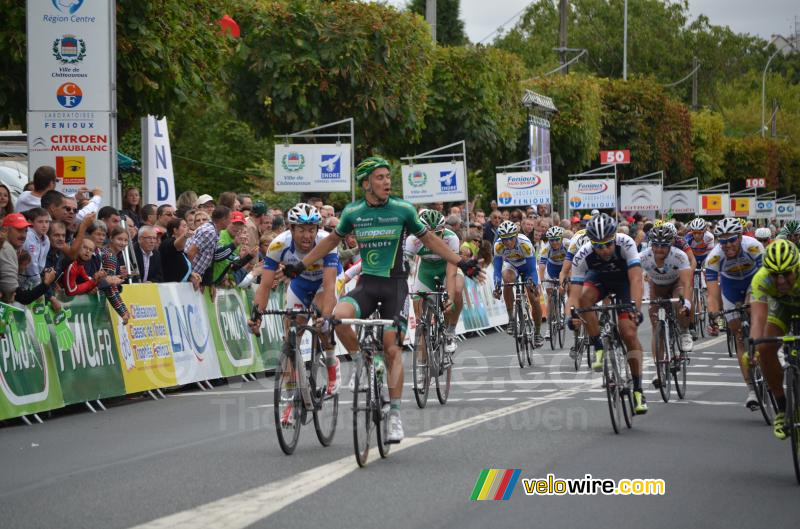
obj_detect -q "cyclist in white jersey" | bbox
[249,203,341,399]
[539,226,570,339]
[705,217,764,409]
[639,225,693,388]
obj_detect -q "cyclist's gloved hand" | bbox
[492,284,502,300]
[567,318,576,331]
[282,261,306,279]
[248,306,263,336]
[457,258,481,278]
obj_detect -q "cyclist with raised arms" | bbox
[492,220,544,347]
[539,226,570,340]
[705,217,764,409]
[405,208,464,357]
[248,203,341,423]
[568,213,648,414]
[750,239,800,439]
[279,156,481,443]
[639,224,694,387]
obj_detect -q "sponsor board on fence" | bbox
[495,171,551,207]
[730,197,754,218]
[567,179,616,210]
[402,161,467,204]
[662,189,697,214]
[698,193,729,216]
[776,202,796,219]
[274,144,351,192]
[620,184,661,212]
[753,199,775,219]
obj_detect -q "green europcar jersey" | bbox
[336,196,427,278]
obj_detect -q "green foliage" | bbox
[689,109,725,185]
[407,0,468,46]
[228,0,435,157]
[0,1,26,127]
[529,74,602,182]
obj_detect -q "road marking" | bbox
[127,382,597,529]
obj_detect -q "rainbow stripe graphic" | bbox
[469,469,522,500]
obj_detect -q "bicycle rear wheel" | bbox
[786,367,800,485]
[412,308,431,409]
[603,337,622,434]
[654,321,671,403]
[514,302,525,369]
[375,368,391,459]
[352,358,373,467]
[274,352,302,455]
[306,329,338,447]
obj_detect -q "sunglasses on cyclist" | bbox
[769,271,795,280]
[591,239,615,249]
[718,235,740,245]
[651,242,672,248]
[549,237,562,242]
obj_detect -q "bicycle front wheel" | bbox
[524,304,534,366]
[556,293,565,349]
[306,328,338,447]
[548,294,557,351]
[750,362,773,426]
[412,309,431,409]
[674,343,688,400]
[274,352,302,455]
[514,302,525,369]
[375,368,391,459]
[785,367,800,485]
[603,337,622,434]
[654,322,671,403]
[352,358,373,467]
[435,328,452,405]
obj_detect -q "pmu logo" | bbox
[56,82,83,108]
[52,0,85,15]
[319,153,342,180]
[498,191,513,206]
[440,169,457,192]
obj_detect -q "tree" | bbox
[689,109,725,186]
[0,0,235,133]
[407,0,468,46]
[228,0,435,158]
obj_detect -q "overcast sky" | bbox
[380,1,799,44]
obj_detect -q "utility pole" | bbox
[426,0,437,43]
[559,0,568,73]
[623,0,628,80]
[691,56,698,110]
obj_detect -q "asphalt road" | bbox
[2,319,799,529]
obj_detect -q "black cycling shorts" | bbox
[340,275,409,333]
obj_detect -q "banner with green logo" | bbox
[0,305,65,420]
[240,285,285,371]
[54,294,126,405]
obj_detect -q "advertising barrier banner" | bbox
[698,194,729,216]
[730,197,754,218]
[620,183,661,212]
[402,162,467,204]
[753,199,775,219]
[776,202,796,219]
[274,144,351,192]
[495,171,551,207]
[662,189,698,214]
[567,179,616,210]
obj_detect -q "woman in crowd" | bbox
[0,183,14,222]
[100,227,131,323]
[176,190,198,219]
[121,187,142,227]
[160,217,201,287]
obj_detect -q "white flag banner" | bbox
[495,171,551,207]
[753,199,775,219]
[401,161,467,204]
[662,189,698,214]
[567,179,616,210]
[273,144,351,192]
[142,116,176,206]
[776,202,796,219]
[620,183,662,212]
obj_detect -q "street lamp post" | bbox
[623,0,628,80]
[762,41,795,138]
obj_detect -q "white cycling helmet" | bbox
[497,220,519,239]
[546,226,565,239]
[287,203,321,225]
[754,227,772,241]
[688,218,706,231]
[713,217,743,237]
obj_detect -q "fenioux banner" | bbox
[730,197,754,218]
[754,199,775,219]
[142,116,176,207]
[495,171,551,207]
[620,183,661,212]
[698,193,730,216]
[401,161,467,204]
[274,144,352,192]
[662,189,698,214]
[26,0,115,201]
[776,202,796,219]
[567,179,616,210]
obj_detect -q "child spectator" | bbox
[22,207,51,278]
[65,239,102,296]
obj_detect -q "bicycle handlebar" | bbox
[328,317,397,327]
[642,297,684,305]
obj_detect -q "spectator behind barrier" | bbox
[121,187,143,227]
[133,225,163,283]
[160,217,200,288]
[15,165,56,213]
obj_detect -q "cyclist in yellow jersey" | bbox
[750,239,800,440]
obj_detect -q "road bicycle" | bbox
[542,279,566,350]
[328,310,399,467]
[646,297,690,402]
[750,312,800,485]
[261,308,338,455]
[573,298,637,434]
[412,278,452,409]
[692,269,708,339]
[747,338,779,426]
[719,303,750,359]
[500,279,535,368]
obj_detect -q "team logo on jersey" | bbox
[747,245,761,254]
[268,241,285,252]
[707,255,721,265]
